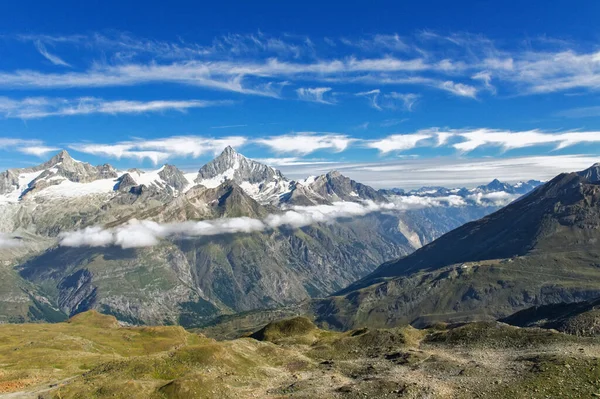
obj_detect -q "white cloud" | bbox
[438,81,478,98]
[0,138,42,148]
[255,133,354,155]
[367,133,432,153]
[466,191,520,207]
[356,89,383,110]
[266,201,396,228]
[0,138,57,157]
[57,191,528,250]
[34,40,71,67]
[69,136,247,164]
[0,97,231,119]
[387,195,467,209]
[7,31,600,100]
[296,87,334,104]
[68,143,171,165]
[18,145,61,156]
[59,201,394,248]
[356,90,420,110]
[388,92,420,110]
[0,233,22,249]
[365,128,600,154]
[59,226,114,247]
[445,128,600,152]
[472,71,495,94]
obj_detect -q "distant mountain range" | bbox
[0,148,545,325]
[312,163,600,330]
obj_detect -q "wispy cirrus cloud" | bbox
[356,89,420,111]
[0,97,232,119]
[5,30,600,103]
[34,40,71,67]
[296,87,334,104]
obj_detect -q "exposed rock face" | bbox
[196,146,285,185]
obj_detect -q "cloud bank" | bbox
[59,195,520,249]
[0,233,22,249]
[60,201,397,248]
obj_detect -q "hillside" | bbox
[313,166,600,330]
[1,310,600,398]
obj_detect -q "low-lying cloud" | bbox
[0,233,22,249]
[58,195,521,249]
[59,201,399,249]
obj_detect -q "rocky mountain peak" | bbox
[478,179,510,192]
[158,164,188,191]
[196,147,286,185]
[40,149,76,169]
[306,170,388,203]
[326,170,342,178]
[221,145,237,156]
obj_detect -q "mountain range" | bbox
[312,163,600,330]
[0,147,541,325]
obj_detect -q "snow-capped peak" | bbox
[195,147,286,186]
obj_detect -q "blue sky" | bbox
[1,0,600,188]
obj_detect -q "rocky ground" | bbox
[0,311,599,398]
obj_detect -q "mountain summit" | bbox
[196,146,286,186]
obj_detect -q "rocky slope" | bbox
[312,164,600,330]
